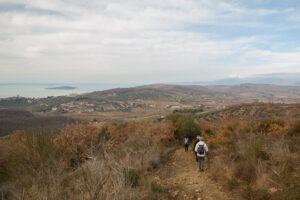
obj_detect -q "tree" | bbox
[166,114,201,140]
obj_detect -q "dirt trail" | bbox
[154,148,234,200]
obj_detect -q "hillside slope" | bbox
[70,83,300,104]
[197,103,300,122]
[0,109,76,137]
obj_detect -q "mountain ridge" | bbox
[171,73,300,86]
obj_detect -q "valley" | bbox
[1,83,300,117]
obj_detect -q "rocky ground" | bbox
[154,148,235,200]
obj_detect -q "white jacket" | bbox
[194,141,208,157]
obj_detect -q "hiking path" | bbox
[154,148,235,200]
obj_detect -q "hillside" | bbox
[0,109,76,137]
[59,83,300,104]
[0,103,299,199]
[203,84,300,102]
[197,103,300,122]
[81,87,173,101]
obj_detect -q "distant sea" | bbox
[0,83,138,98]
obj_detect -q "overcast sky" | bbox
[0,0,300,83]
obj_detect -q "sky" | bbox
[0,0,300,84]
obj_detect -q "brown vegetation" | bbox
[202,116,300,199]
[0,120,175,200]
[1,103,300,200]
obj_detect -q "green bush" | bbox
[166,114,201,140]
[204,128,214,136]
[223,131,231,137]
[173,107,204,114]
[123,168,141,187]
[151,181,163,193]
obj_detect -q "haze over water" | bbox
[0,83,138,98]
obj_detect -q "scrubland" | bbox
[0,103,299,200]
[0,122,175,200]
[201,115,300,199]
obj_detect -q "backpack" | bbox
[184,138,189,145]
[197,144,205,155]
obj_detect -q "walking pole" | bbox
[207,153,210,169]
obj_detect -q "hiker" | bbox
[194,137,208,171]
[193,136,201,162]
[183,136,189,152]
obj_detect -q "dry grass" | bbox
[208,120,300,200]
[0,121,173,200]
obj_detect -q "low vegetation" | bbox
[203,119,300,200]
[0,121,174,200]
[0,103,299,199]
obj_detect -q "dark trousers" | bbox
[195,152,198,162]
[197,156,205,170]
[184,144,189,152]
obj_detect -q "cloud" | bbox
[0,0,299,83]
[228,74,243,78]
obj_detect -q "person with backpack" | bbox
[193,136,201,162]
[194,137,208,171]
[183,136,189,152]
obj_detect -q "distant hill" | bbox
[175,73,300,86]
[141,83,300,104]
[81,87,173,101]
[76,83,300,109]
[45,86,77,90]
[1,83,300,113]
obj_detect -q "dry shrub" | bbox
[0,131,67,200]
[106,121,175,143]
[241,186,271,200]
[257,119,285,134]
[123,168,141,187]
[234,163,256,184]
[208,119,300,200]
[54,122,104,168]
[226,177,239,191]
[0,121,172,200]
[67,131,169,200]
[288,120,300,136]
[67,152,128,200]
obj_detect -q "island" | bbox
[45,86,77,90]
